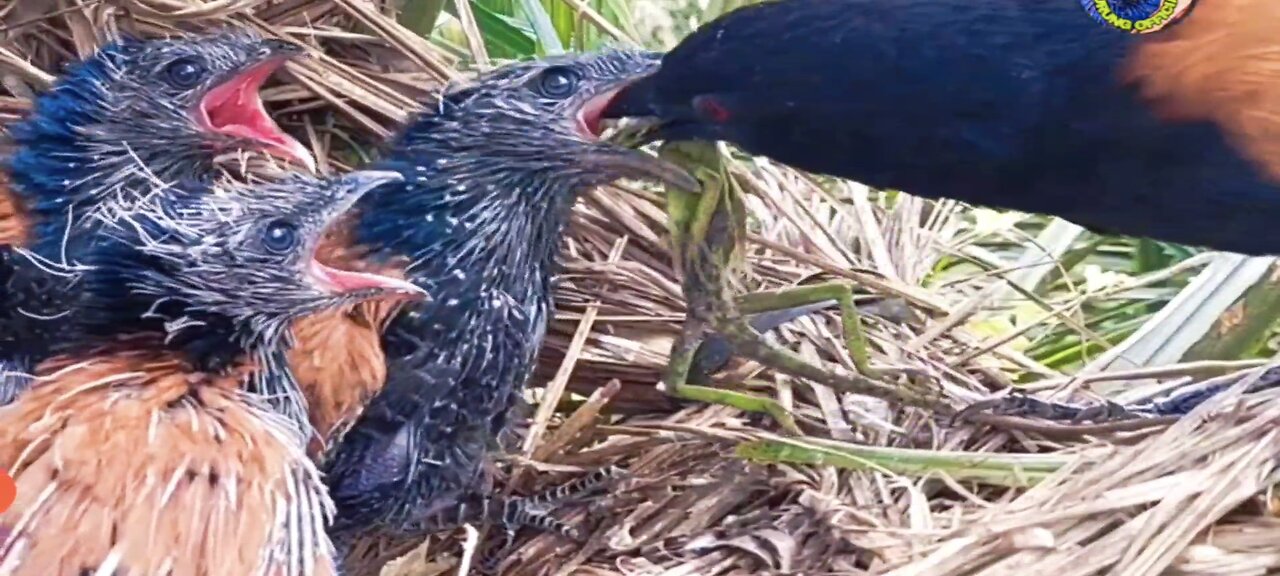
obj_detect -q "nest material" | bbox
[4,2,1280,576]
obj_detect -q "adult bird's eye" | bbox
[262,220,300,255]
[533,67,579,99]
[163,57,207,89]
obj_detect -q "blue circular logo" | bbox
[1081,0,1192,33]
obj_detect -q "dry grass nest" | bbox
[4,2,1280,575]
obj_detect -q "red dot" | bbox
[695,96,732,123]
[0,470,15,514]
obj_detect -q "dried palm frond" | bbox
[5,2,1279,576]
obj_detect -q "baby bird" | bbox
[4,29,312,252]
[308,49,695,562]
[1,29,310,402]
[0,170,422,575]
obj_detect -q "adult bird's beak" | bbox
[597,70,663,121]
[194,39,317,173]
[577,83,700,192]
[598,71,717,155]
[306,170,428,302]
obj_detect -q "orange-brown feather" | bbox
[0,341,336,576]
[1126,0,1280,183]
[0,173,30,246]
[289,216,409,457]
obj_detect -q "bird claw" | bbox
[956,392,1147,424]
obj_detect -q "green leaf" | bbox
[598,0,641,45]
[1132,238,1187,275]
[736,438,1070,488]
[1084,255,1277,371]
[399,0,449,38]
[448,1,537,58]
[516,0,565,54]
[549,0,577,50]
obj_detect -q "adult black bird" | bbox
[298,49,695,564]
[0,169,422,574]
[0,30,311,402]
[601,0,1280,256]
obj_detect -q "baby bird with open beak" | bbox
[1,29,314,403]
[0,170,422,575]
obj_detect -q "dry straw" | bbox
[4,2,1280,575]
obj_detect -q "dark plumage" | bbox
[0,245,75,403]
[322,336,465,533]
[0,170,419,573]
[0,30,310,402]
[5,30,311,253]
[311,50,694,550]
[602,0,1280,257]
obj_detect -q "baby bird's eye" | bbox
[163,57,207,89]
[531,66,580,99]
[261,219,300,255]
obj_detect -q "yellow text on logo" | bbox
[1092,0,1182,33]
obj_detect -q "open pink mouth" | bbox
[194,57,316,173]
[306,257,426,301]
[568,83,700,192]
[575,86,622,140]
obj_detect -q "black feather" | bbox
[603,0,1280,256]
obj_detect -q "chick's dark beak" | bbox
[307,171,429,302]
[583,146,700,192]
[578,83,699,192]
